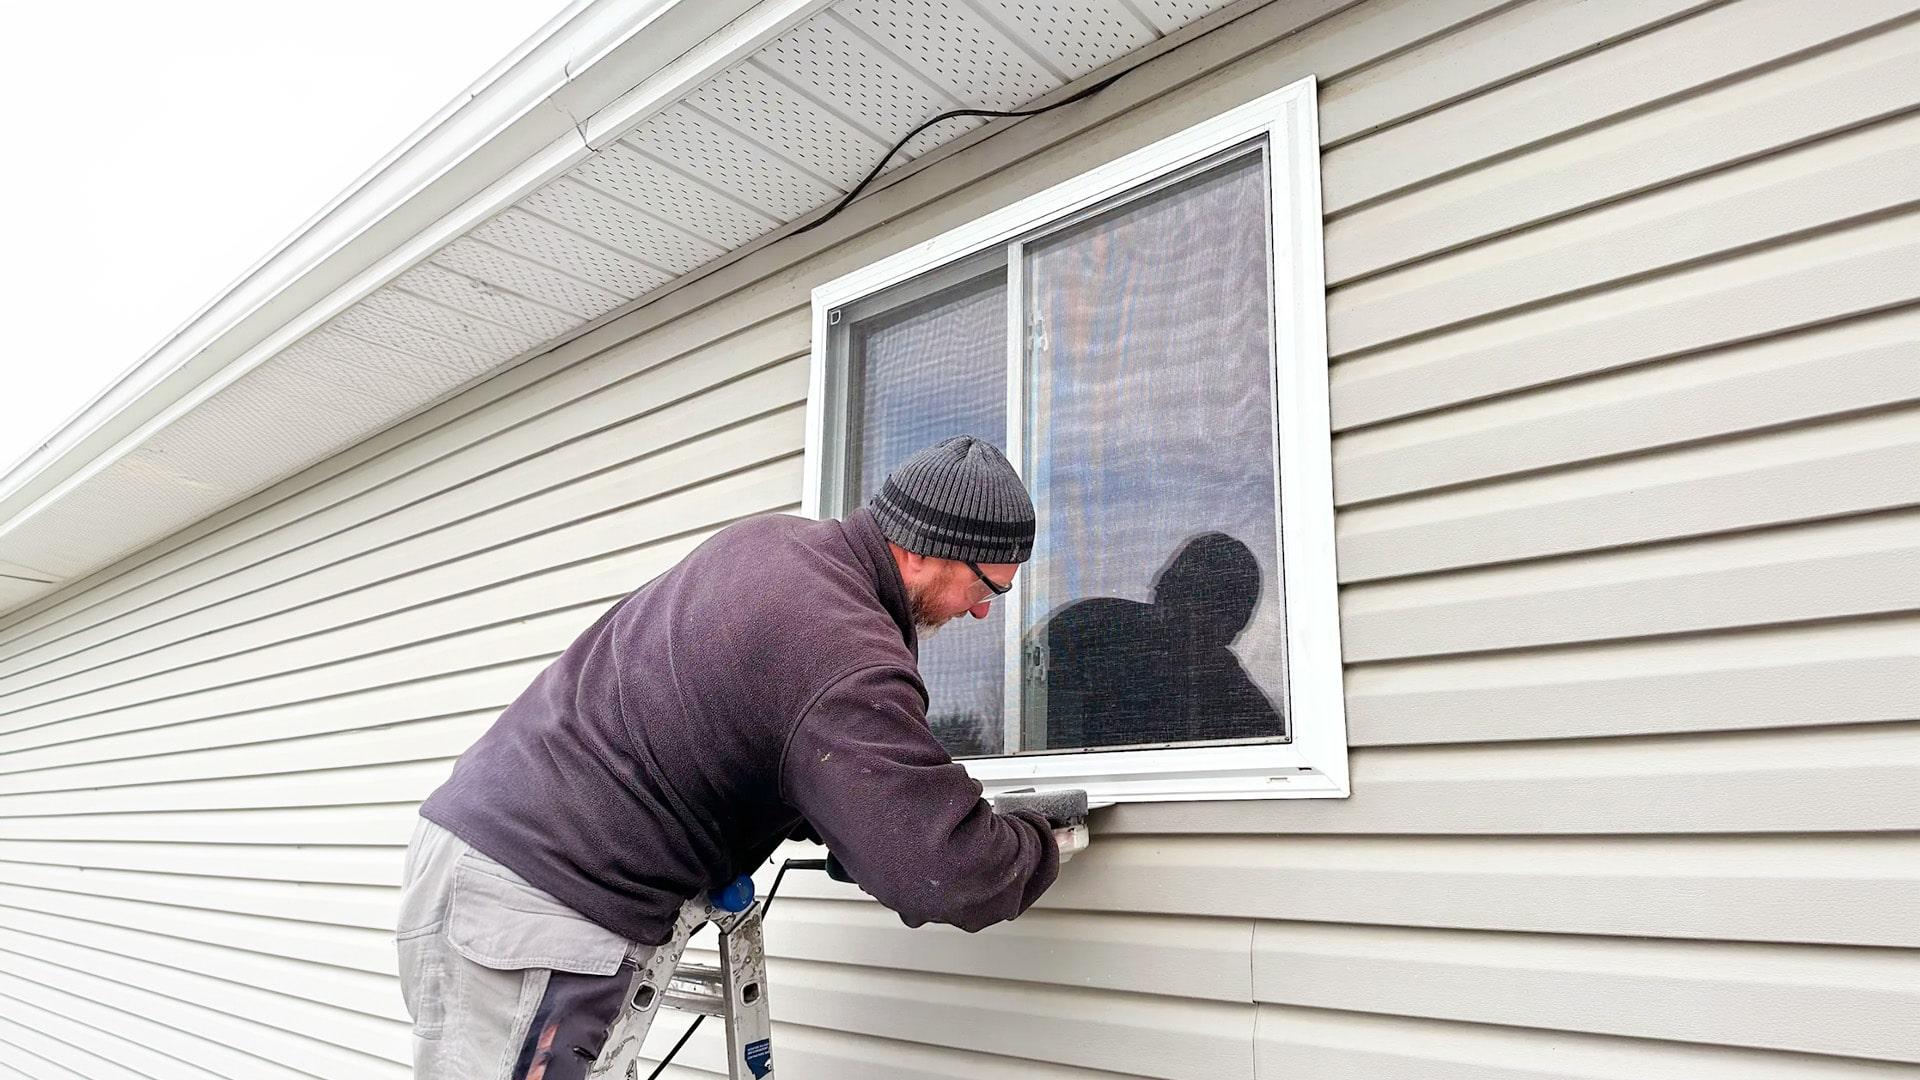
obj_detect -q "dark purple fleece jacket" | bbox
[420,508,1058,945]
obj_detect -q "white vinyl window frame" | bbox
[804,77,1346,802]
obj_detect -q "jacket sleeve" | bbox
[779,664,1059,932]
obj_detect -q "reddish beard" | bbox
[908,580,949,636]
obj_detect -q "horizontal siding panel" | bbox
[0,996,212,1080]
[754,956,1254,1080]
[0,840,393,886]
[1251,922,1920,1061]
[0,380,801,721]
[0,1036,94,1080]
[1315,728,1920,814]
[1254,1004,1920,1079]
[0,759,450,816]
[1331,108,1920,355]
[1341,511,1920,661]
[1338,406,1920,581]
[0,919,403,1054]
[0,583,42,614]
[1328,15,1920,282]
[0,604,589,757]
[0,803,416,852]
[0,713,490,795]
[637,1019,1157,1079]
[789,834,1920,946]
[0,947,401,1079]
[0,1064,71,1080]
[0,414,803,719]
[0,458,795,730]
[1334,307,1920,505]
[0,860,396,929]
[1321,0,1920,212]
[1316,0,1716,146]
[1330,213,1920,428]
[0,358,806,699]
[0,881,395,977]
[0,310,807,672]
[0,558,695,754]
[0,660,540,775]
[762,895,1251,1002]
[1345,615,1920,743]
[0,535,721,757]
[10,722,1917,836]
[139,706,1920,843]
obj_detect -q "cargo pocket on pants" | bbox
[397,921,450,1039]
[444,854,637,1080]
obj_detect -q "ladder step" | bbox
[663,961,727,1016]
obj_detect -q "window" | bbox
[806,79,1345,801]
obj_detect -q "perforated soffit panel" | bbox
[0,0,1247,617]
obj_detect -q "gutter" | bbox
[0,0,833,545]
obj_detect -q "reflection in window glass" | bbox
[1020,153,1288,751]
[849,273,1009,756]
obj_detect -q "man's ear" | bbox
[887,541,933,588]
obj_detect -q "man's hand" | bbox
[1052,823,1090,863]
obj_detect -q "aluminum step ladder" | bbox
[589,788,1091,1079]
[590,877,773,1080]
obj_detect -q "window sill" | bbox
[966,739,1349,802]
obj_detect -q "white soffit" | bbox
[0,0,1255,618]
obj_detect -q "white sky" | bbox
[0,2,569,476]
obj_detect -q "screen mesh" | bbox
[1019,152,1288,750]
[849,272,1010,756]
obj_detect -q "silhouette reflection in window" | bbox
[1036,532,1285,750]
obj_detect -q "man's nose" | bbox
[968,600,993,620]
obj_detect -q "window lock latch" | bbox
[1024,641,1049,681]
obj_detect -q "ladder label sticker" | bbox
[745,1037,773,1078]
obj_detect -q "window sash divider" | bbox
[1003,238,1027,757]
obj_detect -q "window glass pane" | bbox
[848,272,1009,756]
[1020,151,1287,751]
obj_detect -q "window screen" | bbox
[847,272,1009,755]
[1020,152,1287,751]
[839,149,1288,759]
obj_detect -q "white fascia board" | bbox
[0,0,826,542]
[569,0,837,150]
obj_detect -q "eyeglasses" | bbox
[964,560,1012,597]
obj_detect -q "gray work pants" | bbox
[396,817,659,1079]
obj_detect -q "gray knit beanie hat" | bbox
[869,436,1035,564]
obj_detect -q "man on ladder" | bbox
[395,437,1084,1079]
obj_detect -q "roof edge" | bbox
[0,0,821,541]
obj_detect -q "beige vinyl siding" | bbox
[3,0,1919,1076]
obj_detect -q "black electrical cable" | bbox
[644,855,820,1079]
[790,66,1133,237]
[765,858,825,915]
[644,1013,706,1080]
